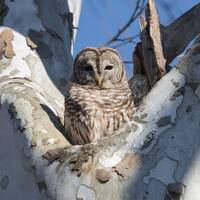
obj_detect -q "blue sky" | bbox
[74,0,199,79]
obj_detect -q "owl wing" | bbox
[64,94,104,145]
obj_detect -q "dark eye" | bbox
[83,65,93,72]
[105,65,113,70]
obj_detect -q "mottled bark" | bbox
[1,29,200,200]
[0,0,81,199]
[133,0,200,90]
[1,1,200,200]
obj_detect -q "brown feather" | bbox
[64,47,135,145]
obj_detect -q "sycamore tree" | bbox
[0,0,200,199]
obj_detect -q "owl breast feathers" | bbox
[65,47,135,145]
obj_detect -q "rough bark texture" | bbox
[1,29,200,200]
[133,0,200,90]
[1,1,200,200]
[133,0,166,89]
[0,0,82,199]
[163,3,200,64]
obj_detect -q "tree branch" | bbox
[133,1,200,90]
[104,0,146,46]
[133,0,166,88]
[163,3,200,64]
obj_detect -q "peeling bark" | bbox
[0,0,82,199]
[1,1,200,200]
[0,28,15,59]
[134,0,166,88]
[2,27,200,199]
[133,0,200,90]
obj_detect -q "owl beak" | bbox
[95,76,103,87]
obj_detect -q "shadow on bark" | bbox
[40,104,65,135]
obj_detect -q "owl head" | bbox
[73,47,127,89]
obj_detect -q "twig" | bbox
[104,0,146,46]
[111,34,140,48]
[123,61,133,64]
[117,34,140,41]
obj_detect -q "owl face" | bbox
[73,47,125,89]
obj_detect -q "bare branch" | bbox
[134,0,166,88]
[123,61,133,64]
[111,34,139,49]
[163,3,200,64]
[104,0,146,46]
[118,34,140,41]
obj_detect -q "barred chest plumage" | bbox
[65,82,134,145]
[64,47,135,145]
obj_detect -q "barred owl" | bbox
[65,47,135,145]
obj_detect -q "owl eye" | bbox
[105,65,113,70]
[83,65,93,72]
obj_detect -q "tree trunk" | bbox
[1,1,200,200]
[0,0,81,199]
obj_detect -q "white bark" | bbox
[0,0,81,199]
[1,1,200,200]
[1,32,200,200]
